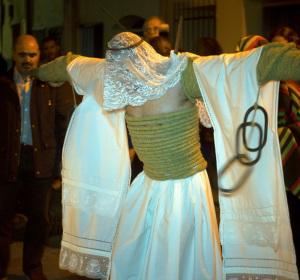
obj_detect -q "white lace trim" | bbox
[60,245,109,279]
[196,99,212,128]
[103,32,188,110]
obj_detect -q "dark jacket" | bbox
[0,70,75,182]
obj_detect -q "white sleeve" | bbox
[67,56,105,96]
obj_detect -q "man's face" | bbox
[13,37,40,77]
[42,40,60,62]
[143,18,162,42]
[158,40,172,56]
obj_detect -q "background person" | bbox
[0,34,73,280]
[196,37,223,56]
[142,16,169,42]
[148,35,172,56]
[41,36,62,64]
[270,26,300,47]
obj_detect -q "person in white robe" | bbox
[35,32,300,280]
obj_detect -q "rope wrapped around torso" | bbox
[126,106,207,180]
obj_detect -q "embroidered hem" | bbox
[60,244,110,279]
[224,258,299,280]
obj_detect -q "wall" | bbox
[216,0,247,53]
[32,0,63,30]
[0,0,265,64]
[216,0,263,53]
[244,0,263,37]
[78,0,160,50]
[60,0,160,56]
[1,0,27,66]
[160,0,263,53]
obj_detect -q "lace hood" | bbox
[103,32,188,110]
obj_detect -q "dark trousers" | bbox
[0,146,52,277]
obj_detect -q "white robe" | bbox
[194,47,298,279]
[60,48,298,279]
[59,57,131,278]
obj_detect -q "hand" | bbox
[52,178,62,190]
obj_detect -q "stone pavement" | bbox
[5,189,87,280]
[7,241,86,280]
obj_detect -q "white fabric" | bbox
[104,32,187,110]
[59,43,298,280]
[193,48,298,279]
[111,171,222,280]
[60,56,130,279]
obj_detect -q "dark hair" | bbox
[270,26,300,47]
[142,16,169,39]
[143,16,163,30]
[148,36,172,56]
[42,36,60,46]
[197,37,223,56]
[0,54,7,75]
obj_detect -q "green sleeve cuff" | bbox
[34,52,79,83]
[257,43,300,85]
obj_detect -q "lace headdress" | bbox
[103,32,188,110]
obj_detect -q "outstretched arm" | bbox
[257,43,300,85]
[33,52,79,82]
[33,53,105,97]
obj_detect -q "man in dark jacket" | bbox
[0,35,73,280]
